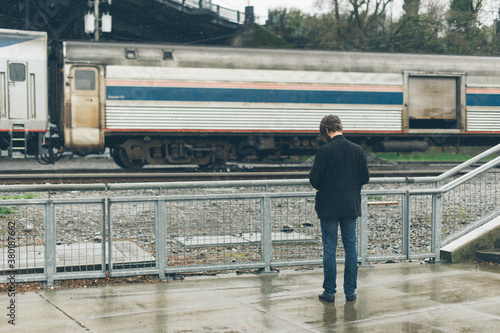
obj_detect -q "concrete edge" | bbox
[441,215,500,263]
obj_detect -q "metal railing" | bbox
[169,0,244,24]
[1,144,499,285]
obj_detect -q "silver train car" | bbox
[52,40,500,168]
[0,29,48,158]
[2,28,500,168]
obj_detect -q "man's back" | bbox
[309,135,369,219]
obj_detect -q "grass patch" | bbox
[373,147,497,162]
[373,151,474,162]
[0,194,37,200]
[0,194,37,217]
[0,207,17,217]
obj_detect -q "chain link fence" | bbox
[1,145,499,285]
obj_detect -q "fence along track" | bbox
[1,144,499,285]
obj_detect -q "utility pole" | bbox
[94,0,100,41]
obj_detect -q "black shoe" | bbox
[346,294,357,302]
[318,292,335,303]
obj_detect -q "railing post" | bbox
[402,191,410,259]
[44,201,56,286]
[107,199,113,276]
[156,200,167,279]
[261,195,273,272]
[432,193,443,261]
[101,198,107,275]
[359,193,369,266]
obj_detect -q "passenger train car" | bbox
[1,28,499,169]
[0,29,47,158]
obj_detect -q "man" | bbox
[309,115,370,303]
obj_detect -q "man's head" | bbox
[319,115,343,142]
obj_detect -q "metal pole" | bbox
[402,191,410,259]
[360,193,369,266]
[157,200,167,279]
[261,195,273,272]
[107,198,113,275]
[45,201,56,286]
[432,193,443,261]
[94,0,100,41]
[101,198,107,275]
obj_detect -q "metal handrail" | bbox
[441,155,500,191]
[2,144,499,284]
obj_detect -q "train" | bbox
[1,28,499,169]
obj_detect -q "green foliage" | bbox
[0,194,37,217]
[0,194,37,200]
[373,148,497,162]
[251,24,293,48]
[0,206,17,217]
[264,0,498,55]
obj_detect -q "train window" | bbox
[163,50,174,61]
[75,70,96,90]
[125,48,138,59]
[9,63,26,82]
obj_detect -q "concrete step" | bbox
[476,248,500,263]
[441,214,500,263]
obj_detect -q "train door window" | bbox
[9,63,26,82]
[69,66,100,130]
[7,62,28,120]
[408,76,459,129]
[75,69,96,90]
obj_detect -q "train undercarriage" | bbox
[108,135,322,170]
[37,132,499,170]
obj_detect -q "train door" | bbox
[65,66,104,153]
[7,61,29,120]
[403,73,466,133]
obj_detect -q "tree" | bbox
[267,8,311,47]
[446,0,488,54]
[390,0,446,53]
[309,0,396,51]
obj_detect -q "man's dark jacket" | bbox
[309,135,370,219]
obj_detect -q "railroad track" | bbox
[0,161,475,185]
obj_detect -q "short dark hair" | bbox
[319,115,343,142]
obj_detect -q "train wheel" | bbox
[210,142,234,167]
[112,148,145,170]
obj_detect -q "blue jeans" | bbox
[321,217,358,296]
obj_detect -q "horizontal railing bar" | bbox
[54,272,107,281]
[436,143,500,183]
[109,269,160,278]
[0,183,108,192]
[364,255,408,262]
[271,259,325,267]
[109,191,316,204]
[164,262,266,274]
[441,155,500,192]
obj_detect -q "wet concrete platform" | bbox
[2,262,500,332]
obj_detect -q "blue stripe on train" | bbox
[106,86,404,105]
[0,35,41,48]
[466,94,500,107]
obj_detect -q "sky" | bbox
[213,0,498,26]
